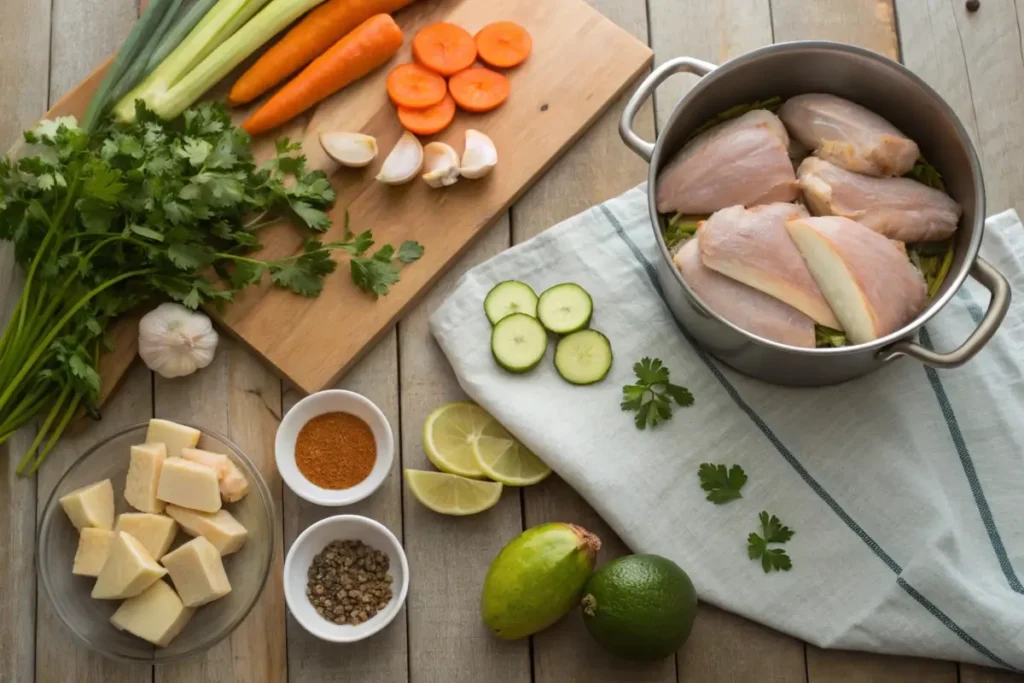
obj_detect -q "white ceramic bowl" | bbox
[284,515,409,643]
[276,390,394,506]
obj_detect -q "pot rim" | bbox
[647,40,986,356]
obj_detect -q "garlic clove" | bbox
[376,132,424,185]
[422,142,461,188]
[459,129,498,179]
[319,132,378,168]
[138,303,219,379]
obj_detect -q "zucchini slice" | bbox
[554,329,612,385]
[484,280,539,325]
[537,283,593,334]
[491,313,547,373]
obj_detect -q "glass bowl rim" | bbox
[36,420,276,664]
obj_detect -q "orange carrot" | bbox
[475,22,532,68]
[398,93,456,135]
[412,22,477,76]
[229,0,416,105]
[242,14,404,136]
[386,63,447,109]
[449,66,510,113]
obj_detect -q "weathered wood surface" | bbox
[3,0,1024,682]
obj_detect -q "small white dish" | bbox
[284,515,409,643]
[276,390,394,506]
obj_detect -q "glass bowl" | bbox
[37,422,275,663]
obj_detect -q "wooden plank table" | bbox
[2,0,1023,681]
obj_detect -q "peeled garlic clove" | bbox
[422,142,461,188]
[319,132,378,168]
[460,129,498,179]
[376,132,424,185]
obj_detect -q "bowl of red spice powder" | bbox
[276,390,395,506]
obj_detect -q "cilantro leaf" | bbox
[698,463,747,504]
[397,240,425,264]
[350,240,424,297]
[620,357,694,429]
[167,243,215,270]
[290,200,331,232]
[747,511,794,573]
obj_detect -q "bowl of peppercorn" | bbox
[283,514,409,642]
[276,390,395,506]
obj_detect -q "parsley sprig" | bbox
[698,463,747,504]
[0,102,421,474]
[620,357,694,429]
[747,512,794,573]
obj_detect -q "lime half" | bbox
[405,470,503,516]
[422,402,497,478]
[473,422,551,486]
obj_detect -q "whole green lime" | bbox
[580,554,697,661]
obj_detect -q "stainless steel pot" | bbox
[620,41,1011,386]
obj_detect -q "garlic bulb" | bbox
[376,132,424,185]
[138,303,219,379]
[422,142,460,188]
[460,129,498,179]
[319,132,378,168]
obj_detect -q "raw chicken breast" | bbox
[656,110,798,214]
[779,94,919,177]
[797,157,962,242]
[786,216,927,344]
[699,203,841,329]
[674,238,816,348]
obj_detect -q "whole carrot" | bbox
[229,0,415,105]
[242,14,404,136]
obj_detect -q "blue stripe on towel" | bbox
[919,326,1024,594]
[600,205,1013,670]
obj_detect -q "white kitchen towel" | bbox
[429,184,1024,670]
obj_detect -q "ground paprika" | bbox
[295,412,377,489]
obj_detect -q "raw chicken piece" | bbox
[797,157,961,242]
[674,238,816,348]
[698,203,842,329]
[786,216,927,344]
[779,94,919,177]
[656,110,798,214]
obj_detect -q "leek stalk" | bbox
[113,0,259,122]
[139,0,327,121]
[145,0,222,72]
[108,0,185,105]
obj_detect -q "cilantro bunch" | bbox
[0,102,407,474]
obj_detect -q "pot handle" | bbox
[620,57,717,162]
[878,257,1011,368]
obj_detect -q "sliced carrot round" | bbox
[475,22,532,68]
[412,22,477,76]
[386,63,448,109]
[398,93,457,136]
[448,67,510,113]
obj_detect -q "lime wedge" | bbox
[473,422,551,486]
[405,470,503,515]
[422,402,495,478]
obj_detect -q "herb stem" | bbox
[0,267,156,415]
[16,385,69,474]
[25,392,82,475]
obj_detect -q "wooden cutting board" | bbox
[39,0,652,399]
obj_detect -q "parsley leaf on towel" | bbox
[698,463,747,504]
[747,511,795,573]
[621,357,694,430]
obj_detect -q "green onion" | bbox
[109,0,185,105]
[664,213,704,249]
[81,0,176,131]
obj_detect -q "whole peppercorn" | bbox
[307,540,393,625]
[966,0,980,11]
